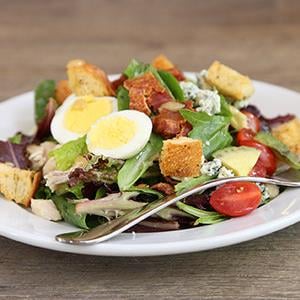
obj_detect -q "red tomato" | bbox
[240,140,277,176]
[236,128,255,144]
[242,111,261,133]
[210,182,262,217]
[249,161,267,178]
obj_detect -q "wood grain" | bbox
[0,0,300,299]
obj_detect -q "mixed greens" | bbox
[0,55,299,233]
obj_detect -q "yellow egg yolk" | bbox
[89,116,136,149]
[64,96,113,134]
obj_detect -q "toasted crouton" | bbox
[55,80,72,104]
[67,59,114,97]
[0,163,41,207]
[272,118,300,154]
[152,54,175,70]
[206,61,254,100]
[159,137,202,178]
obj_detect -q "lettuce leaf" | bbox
[0,140,30,169]
[35,80,56,124]
[118,134,163,191]
[175,174,213,194]
[49,136,88,171]
[180,109,232,158]
[117,86,130,110]
[176,201,226,225]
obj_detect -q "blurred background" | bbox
[1,0,300,101]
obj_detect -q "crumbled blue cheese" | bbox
[180,81,221,116]
[180,81,200,100]
[194,89,221,116]
[257,183,280,204]
[201,159,222,177]
[196,70,211,90]
[257,183,270,203]
[217,166,235,178]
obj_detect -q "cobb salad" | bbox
[1,55,300,232]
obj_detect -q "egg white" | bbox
[86,110,153,159]
[50,94,118,144]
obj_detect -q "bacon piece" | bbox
[151,182,175,195]
[128,88,151,115]
[178,122,192,137]
[124,72,172,115]
[147,91,173,111]
[167,68,185,81]
[152,110,182,139]
[152,106,192,139]
[184,100,194,110]
[111,74,127,92]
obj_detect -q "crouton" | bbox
[67,59,114,97]
[206,61,254,100]
[0,163,41,207]
[152,54,175,70]
[55,79,72,104]
[272,118,300,154]
[159,137,202,178]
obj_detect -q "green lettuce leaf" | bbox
[176,201,226,225]
[175,174,213,194]
[35,80,56,123]
[53,195,89,229]
[180,109,232,158]
[118,134,163,191]
[117,86,130,110]
[8,133,22,144]
[49,136,88,171]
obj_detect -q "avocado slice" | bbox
[229,105,248,130]
[213,146,261,176]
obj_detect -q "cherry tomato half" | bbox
[242,111,261,133]
[239,140,277,176]
[210,182,262,217]
[249,161,267,178]
[236,128,255,144]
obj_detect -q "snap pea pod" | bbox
[158,70,185,101]
[117,134,163,191]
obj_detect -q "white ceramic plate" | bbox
[0,75,300,256]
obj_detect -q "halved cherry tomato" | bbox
[236,128,255,144]
[249,161,267,177]
[210,182,262,217]
[239,140,277,176]
[241,111,261,133]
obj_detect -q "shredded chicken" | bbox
[44,170,70,192]
[27,141,56,170]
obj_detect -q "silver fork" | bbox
[55,169,300,245]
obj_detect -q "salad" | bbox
[0,54,300,233]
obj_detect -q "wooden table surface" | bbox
[0,1,300,299]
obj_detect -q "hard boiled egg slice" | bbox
[51,94,117,144]
[86,110,152,159]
